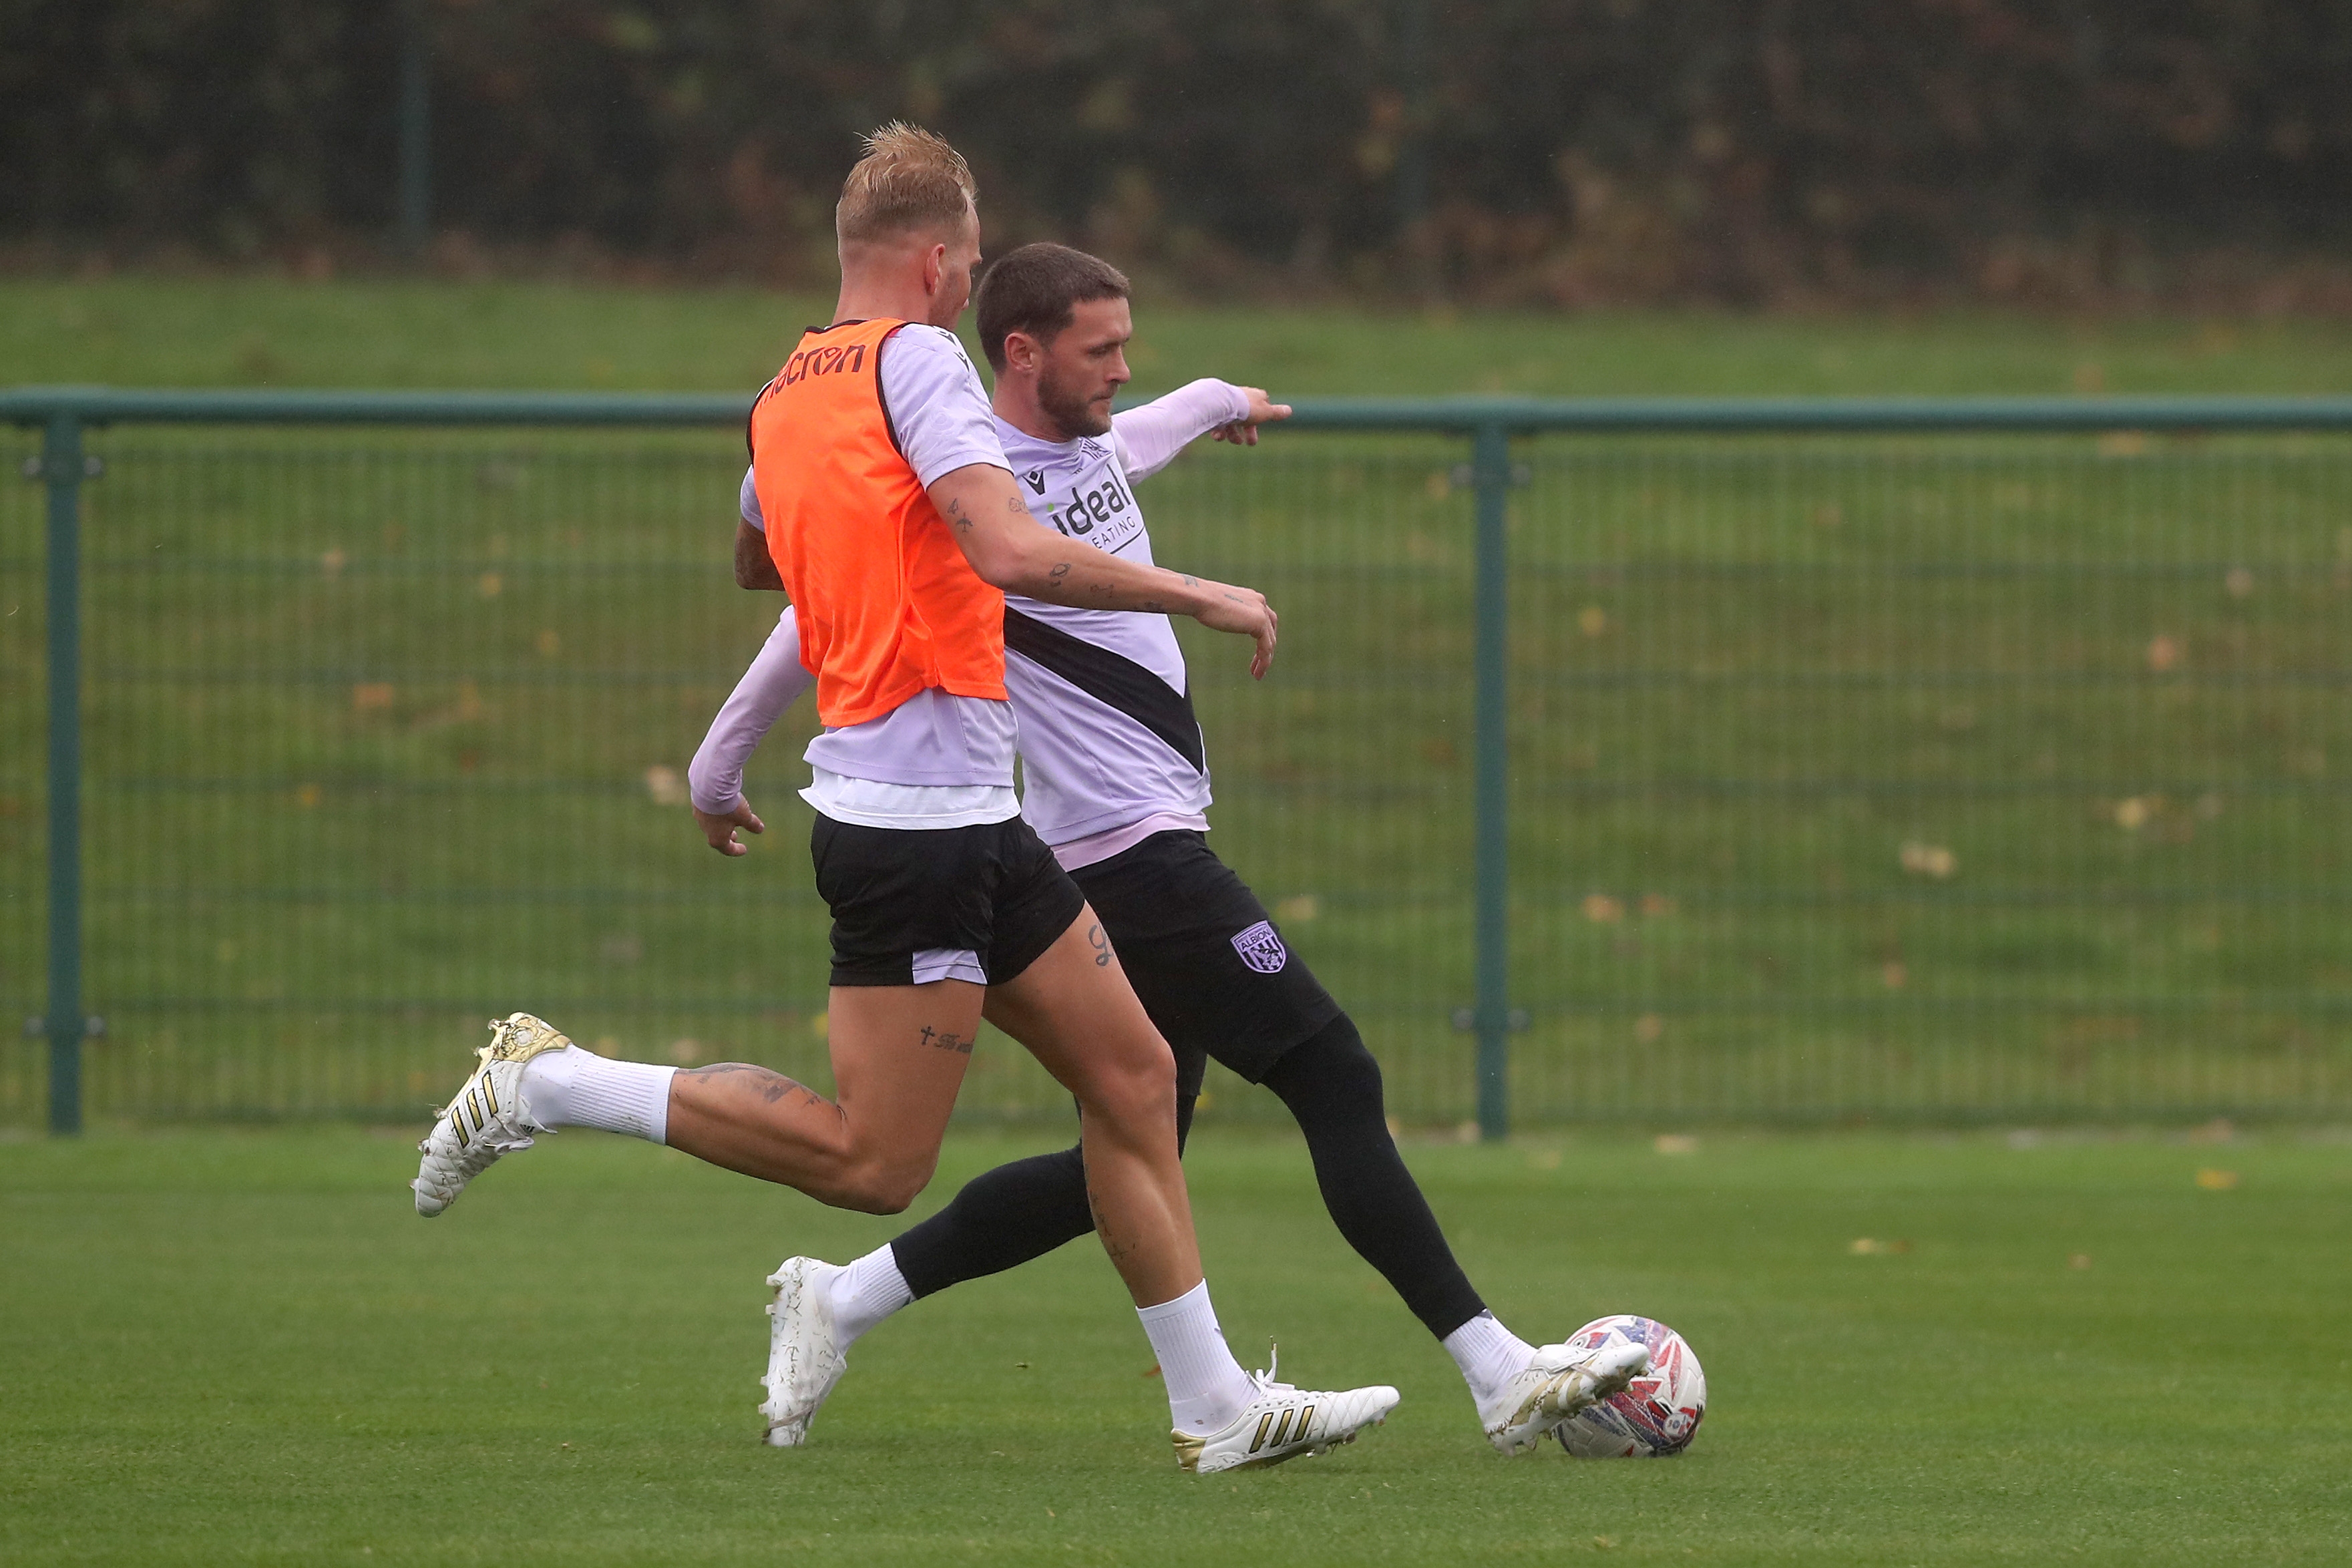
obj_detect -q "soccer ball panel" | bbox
[1555,1314,1706,1458]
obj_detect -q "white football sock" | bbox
[1444,1310,1538,1408]
[1136,1279,1258,1436]
[516,1047,676,1143]
[826,1246,915,1349]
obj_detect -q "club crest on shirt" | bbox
[1229,920,1288,975]
[1023,468,1046,494]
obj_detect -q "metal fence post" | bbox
[41,411,85,1134]
[1471,421,1512,1140]
[397,0,432,253]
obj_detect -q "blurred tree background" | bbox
[4,0,2349,307]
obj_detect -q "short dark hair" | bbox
[975,243,1131,371]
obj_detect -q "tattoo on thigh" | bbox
[918,1024,974,1055]
[1087,922,1113,967]
[680,1061,824,1107]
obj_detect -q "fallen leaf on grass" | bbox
[1899,841,1957,879]
[644,765,687,805]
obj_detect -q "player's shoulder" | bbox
[881,323,985,389]
[990,413,1070,464]
[885,322,975,362]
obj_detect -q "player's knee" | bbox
[1081,1042,1178,1134]
[831,1152,936,1215]
[1267,1014,1386,1125]
[837,1174,922,1216]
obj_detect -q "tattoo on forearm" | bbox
[1047,561,1071,584]
[1087,922,1112,968]
[918,1024,974,1055]
[680,1062,825,1107]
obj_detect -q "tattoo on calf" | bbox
[680,1062,824,1107]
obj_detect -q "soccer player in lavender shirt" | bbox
[697,242,1648,1456]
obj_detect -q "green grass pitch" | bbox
[2,1124,2345,1565]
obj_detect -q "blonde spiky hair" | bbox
[835,122,978,246]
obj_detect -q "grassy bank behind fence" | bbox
[14,277,2352,398]
[5,401,2350,1127]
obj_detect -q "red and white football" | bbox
[1555,1315,1708,1458]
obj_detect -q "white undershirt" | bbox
[799,769,1017,831]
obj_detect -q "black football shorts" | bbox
[811,813,1085,989]
[1069,829,1341,1091]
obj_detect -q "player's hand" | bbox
[1211,387,1291,446]
[1191,580,1280,679]
[695,799,765,857]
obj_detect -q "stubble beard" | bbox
[1039,369,1113,442]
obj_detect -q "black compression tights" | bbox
[888,1014,1487,1341]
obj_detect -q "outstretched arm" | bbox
[928,462,1280,678]
[1113,379,1291,480]
[689,605,813,855]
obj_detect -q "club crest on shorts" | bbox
[1230,920,1288,975]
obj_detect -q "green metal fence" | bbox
[7,387,2352,1133]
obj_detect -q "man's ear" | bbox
[920,241,948,297]
[1004,330,1038,375]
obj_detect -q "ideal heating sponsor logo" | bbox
[1042,460,1143,552]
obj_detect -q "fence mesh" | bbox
[4,422,2348,1128]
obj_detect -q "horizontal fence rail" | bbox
[7,387,2352,1133]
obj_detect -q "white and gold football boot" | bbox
[1481,1337,1651,1455]
[1174,1351,1400,1475]
[759,1255,851,1447]
[411,1012,573,1217]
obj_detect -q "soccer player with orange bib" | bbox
[409,125,1400,1473]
